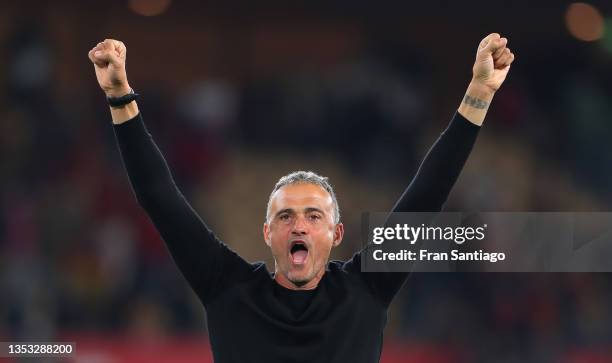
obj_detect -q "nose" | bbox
[291,215,308,235]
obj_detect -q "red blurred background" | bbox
[1,1,612,362]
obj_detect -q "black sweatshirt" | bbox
[113,111,480,363]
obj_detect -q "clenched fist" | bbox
[88,39,131,98]
[472,33,515,93]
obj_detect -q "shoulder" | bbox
[326,253,362,275]
[242,261,271,279]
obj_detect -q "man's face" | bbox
[264,183,343,289]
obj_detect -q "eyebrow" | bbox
[274,207,326,218]
[305,207,325,215]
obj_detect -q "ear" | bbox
[332,223,344,247]
[263,222,272,247]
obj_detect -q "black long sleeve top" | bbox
[112,111,480,363]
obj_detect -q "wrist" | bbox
[468,79,496,98]
[467,78,497,99]
[105,84,131,98]
[458,81,495,127]
[107,88,139,109]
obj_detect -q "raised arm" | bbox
[88,39,250,304]
[393,33,514,213]
[357,34,515,305]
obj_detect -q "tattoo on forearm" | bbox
[463,95,489,109]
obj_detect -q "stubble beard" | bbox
[287,265,313,287]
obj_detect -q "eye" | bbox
[279,214,290,221]
[309,214,322,221]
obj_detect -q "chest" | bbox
[207,275,387,337]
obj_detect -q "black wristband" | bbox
[107,89,139,108]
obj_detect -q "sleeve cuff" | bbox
[112,113,143,131]
[446,111,482,137]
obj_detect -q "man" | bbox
[88,33,514,362]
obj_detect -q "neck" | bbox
[274,268,326,290]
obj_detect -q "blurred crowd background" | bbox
[1,1,612,362]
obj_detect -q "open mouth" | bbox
[290,241,309,265]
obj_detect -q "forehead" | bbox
[270,183,333,212]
